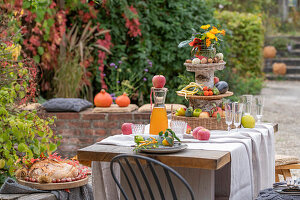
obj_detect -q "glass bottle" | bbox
[149,87,168,135]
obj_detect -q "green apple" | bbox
[193,109,202,117]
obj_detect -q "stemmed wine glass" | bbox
[233,102,244,132]
[242,95,253,115]
[255,96,265,124]
[224,102,233,133]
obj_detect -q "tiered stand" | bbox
[173,62,233,130]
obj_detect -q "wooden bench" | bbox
[275,163,300,182]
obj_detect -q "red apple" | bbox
[211,107,222,118]
[214,77,219,84]
[197,128,210,140]
[121,123,133,135]
[186,124,192,134]
[152,75,166,88]
[192,126,205,138]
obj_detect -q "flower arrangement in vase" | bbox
[178,24,225,60]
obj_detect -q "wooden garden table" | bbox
[77,123,278,200]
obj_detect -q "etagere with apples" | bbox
[173,24,233,130]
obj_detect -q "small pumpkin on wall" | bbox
[116,93,130,107]
[94,89,113,107]
[263,46,277,59]
[272,62,287,75]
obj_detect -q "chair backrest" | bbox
[110,154,195,200]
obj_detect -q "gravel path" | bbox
[261,80,300,177]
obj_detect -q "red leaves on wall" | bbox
[96,30,112,90]
[122,5,141,38]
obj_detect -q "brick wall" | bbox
[46,108,150,157]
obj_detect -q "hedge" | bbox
[214,11,265,98]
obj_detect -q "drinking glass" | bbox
[132,124,146,135]
[255,96,265,124]
[233,102,243,132]
[242,95,253,115]
[170,120,187,139]
[224,102,233,133]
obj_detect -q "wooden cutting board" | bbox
[93,104,138,113]
[16,177,88,190]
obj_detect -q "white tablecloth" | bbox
[96,123,275,200]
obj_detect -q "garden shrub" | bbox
[0,10,61,185]
[215,11,264,75]
[214,11,265,97]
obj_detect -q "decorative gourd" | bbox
[263,46,277,58]
[272,62,286,75]
[115,93,130,107]
[94,89,113,107]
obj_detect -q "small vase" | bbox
[193,41,216,59]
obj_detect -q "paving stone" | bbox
[261,80,300,177]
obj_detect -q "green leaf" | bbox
[15,84,21,91]
[23,1,31,8]
[18,143,27,152]
[19,91,25,99]
[38,131,45,137]
[166,137,174,146]
[35,9,46,23]
[37,47,44,55]
[49,143,57,152]
[164,131,168,137]
[7,158,14,166]
[158,131,163,136]
[26,149,33,159]
[5,141,12,150]
[217,113,221,122]
[178,39,192,48]
[33,145,40,155]
[33,55,40,63]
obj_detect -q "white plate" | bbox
[139,143,188,154]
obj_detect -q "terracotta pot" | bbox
[272,62,287,75]
[263,46,277,58]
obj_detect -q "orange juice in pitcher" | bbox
[149,87,168,135]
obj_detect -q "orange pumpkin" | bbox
[94,89,113,107]
[272,62,287,75]
[116,93,130,107]
[263,46,277,58]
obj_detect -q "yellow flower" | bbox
[206,32,216,40]
[220,30,226,36]
[201,24,211,30]
[210,27,219,35]
[206,38,211,47]
[13,9,24,16]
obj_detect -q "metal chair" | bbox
[110,154,195,200]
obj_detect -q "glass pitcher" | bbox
[149,87,168,135]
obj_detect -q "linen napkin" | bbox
[99,134,135,147]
